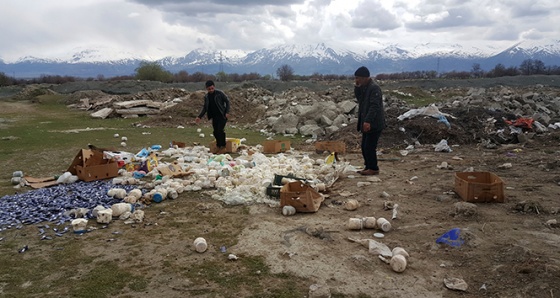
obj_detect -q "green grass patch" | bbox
[67,261,147,298]
[0,95,300,196]
[181,255,307,297]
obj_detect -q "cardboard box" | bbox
[67,149,119,182]
[314,141,346,154]
[280,181,324,212]
[454,172,505,203]
[263,140,291,154]
[209,138,240,153]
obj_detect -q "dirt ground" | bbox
[231,141,560,297]
[2,78,560,297]
[108,137,559,298]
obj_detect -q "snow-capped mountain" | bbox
[1,40,560,78]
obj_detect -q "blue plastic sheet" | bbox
[436,228,464,247]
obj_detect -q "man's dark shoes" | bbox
[360,169,379,176]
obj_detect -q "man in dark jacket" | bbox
[354,66,385,175]
[195,80,230,154]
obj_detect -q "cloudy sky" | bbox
[1,0,559,62]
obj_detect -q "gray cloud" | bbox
[0,0,558,62]
[351,3,400,31]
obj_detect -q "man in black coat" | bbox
[195,80,230,154]
[354,66,386,175]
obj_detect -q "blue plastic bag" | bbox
[436,228,464,247]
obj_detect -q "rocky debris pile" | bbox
[67,88,193,119]
[17,80,560,149]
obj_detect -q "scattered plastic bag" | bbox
[436,228,464,247]
[56,172,79,184]
[434,139,452,152]
[437,115,451,128]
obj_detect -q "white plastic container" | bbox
[193,237,208,253]
[111,203,132,217]
[97,209,113,224]
[390,254,407,272]
[376,217,392,232]
[362,217,377,229]
[128,189,142,200]
[343,199,360,211]
[71,218,88,233]
[282,205,296,216]
[392,247,410,259]
[347,218,363,230]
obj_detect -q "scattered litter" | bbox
[397,104,456,121]
[193,237,208,253]
[390,254,407,273]
[391,204,399,220]
[437,161,452,169]
[444,277,468,291]
[343,199,360,211]
[498,163,512,169]
[436,228,464,247]
[434,139,452,152]
[376,217,391,232]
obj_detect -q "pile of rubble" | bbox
[60,82,560,148]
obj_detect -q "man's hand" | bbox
[195,117,201,124]
[362,122,371,132]
[225,113,229,119]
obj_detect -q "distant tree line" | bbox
[1,59,560,87]
[375,59,560,80]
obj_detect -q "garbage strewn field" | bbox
[0,77,559,297]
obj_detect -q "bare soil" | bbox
[232,141,560,297]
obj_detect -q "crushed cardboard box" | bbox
[67,149,119,182]
[24,176,58,189]
[280,181,324,212]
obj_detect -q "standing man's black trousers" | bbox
[361,130,382,171]
[212,116,227,148]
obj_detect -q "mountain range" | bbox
[1,40,560,78]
